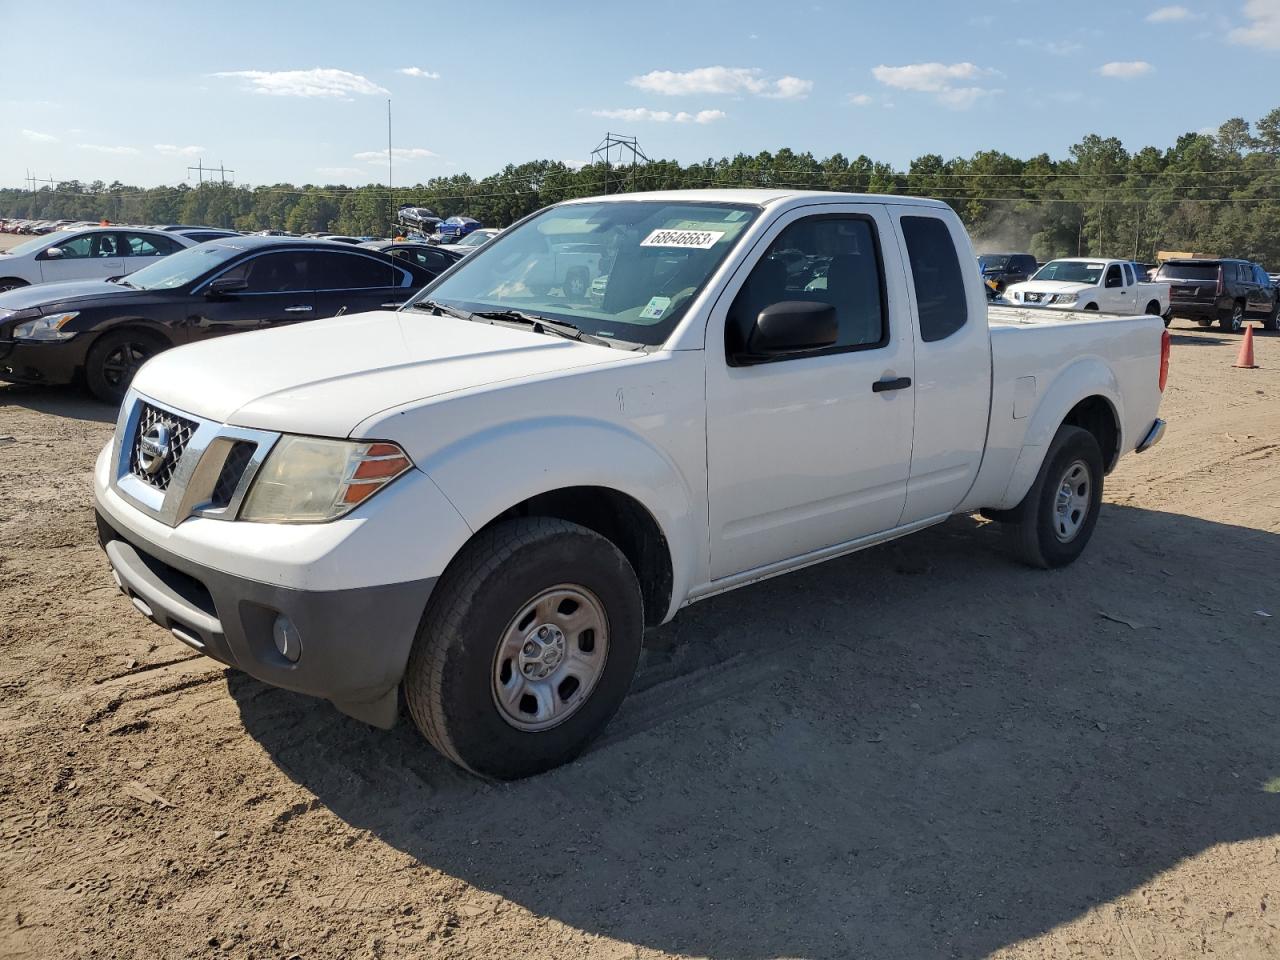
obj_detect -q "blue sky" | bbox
[4,0,1279,189]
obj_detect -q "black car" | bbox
[978,252,1038,291]
[359,240,463,276]
[1155,258,1279,332]
[0,237,440,403]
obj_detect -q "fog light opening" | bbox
[272,614,302,664]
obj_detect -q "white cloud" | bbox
[211,68,388,99]
[353,147,437,164]
[21,129,57,143]
[154,143,205,158]
[398,67,440,79]
[871,62,1001,108]
[591,107,726,124]
[1098,60,1155,78]
[78,143,140,155]
[629,66,812,100]
[847,93,873,106]
[1228,0,1280,49]
[1146,5,1196,21]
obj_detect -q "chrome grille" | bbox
[210,441,257,507]
[128,403,198,491]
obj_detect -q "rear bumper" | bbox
[1168,301,1219,320]
[0,337,85,385]
[1136,418,1166,454]
[95,508,434,728]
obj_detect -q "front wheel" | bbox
[1002,425,1104,569]
[0,278,28,294]
[404,517,644,780]
[85,329,166,404]
[1266,302,1280,333]
[1083,303,1099,312]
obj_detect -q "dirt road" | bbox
[1,327,1278,959]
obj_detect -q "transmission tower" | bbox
[591,133,649,195]
[187,159,236,185]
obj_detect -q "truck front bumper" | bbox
[95,508,434,727]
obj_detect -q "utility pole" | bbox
[591,133,649,195]
[187,159,234,187]
[387,98,394,232]
[188,159,205,186]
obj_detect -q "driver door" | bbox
[192,251,316,336]
[705,204,916,580]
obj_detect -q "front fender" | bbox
[420,416,698,621]
[997,356,1122,509]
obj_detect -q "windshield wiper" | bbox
[469,309,616,348]
[409,298,472,321]
[110,277,137,288]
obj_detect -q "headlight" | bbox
[240,436,413,523]
[1052,292,1079,305]
[13,311,79,340]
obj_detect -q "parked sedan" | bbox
[0,237,436,403]
[0,227,195,293]
[358,240,463,278]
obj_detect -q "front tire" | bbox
[1083,303,1099,312]
[0,278,28,294]
[1003,426,1104,569]
[404,517,644,780]
[1265,301,1280,333]
[85,329,166,405]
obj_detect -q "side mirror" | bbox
[743,301,838,359]
[43,246,64,259]
[207,276,248,296]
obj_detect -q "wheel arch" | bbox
[477,486,674,628]
[995,358,1123,510]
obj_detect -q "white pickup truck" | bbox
[1006,257,1171,322]
[93,190,1169,779]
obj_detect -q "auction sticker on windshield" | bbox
[641,229,725,250]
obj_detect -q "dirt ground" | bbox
[1,322,1278,960]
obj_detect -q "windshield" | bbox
[978,254,1011,270]
[455,231,493,248]
[2,233,61,257]
[408,200,759,346]
[118,241,246,290]
[1156,262,1220,281]
[1031,260,1105,284]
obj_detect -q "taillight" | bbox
[1215,266,1224,298]
[1159,329,1170,392]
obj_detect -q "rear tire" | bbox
[404,517,644,780]
[85,329,166,405]
[1002,425,1104,569]
[1220,301,1245,333]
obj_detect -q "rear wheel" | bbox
[1000,425,1104,569]
[1220,301,1245,333]
[0,278,27,294]
[85,329,166,405]
[404,517,644,779]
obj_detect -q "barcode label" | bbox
[640,229,725,250]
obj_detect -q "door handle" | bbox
[872,376,912,393]
[283,305,313,313]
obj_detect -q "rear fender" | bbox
[996,357,1122,510]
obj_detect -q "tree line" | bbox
[4,108,1280,266]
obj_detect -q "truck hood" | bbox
[130,309,631,436]
[1005,280,1090,296]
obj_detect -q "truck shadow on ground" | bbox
[231,505,1280,959]
[0,383,116,423]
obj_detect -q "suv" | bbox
[1156,258,1279,332]
[978,253,1037,292]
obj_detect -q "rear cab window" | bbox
[900,215,968,342]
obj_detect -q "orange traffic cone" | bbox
[1233,325,1258,369]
